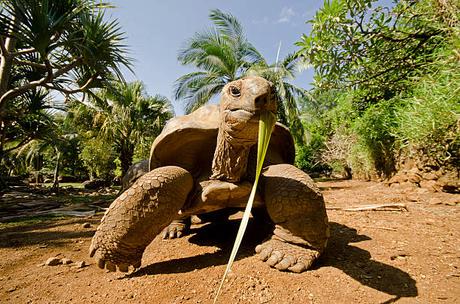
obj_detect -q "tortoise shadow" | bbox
[127,218,271,277]
[128,221,417,300]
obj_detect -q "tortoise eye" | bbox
[229,85,241,97]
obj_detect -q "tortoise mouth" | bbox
[228,108,275,122]
[228,109,257,122]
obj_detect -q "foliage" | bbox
[296,0,452,106]
[247,53,312,144]
[0,0,131,163]
[70,80,173,177]
[176,9,310,145]
[295,114,327,172]
[0,88,55,158]
[393,44,460,168]
[174,9,263,113]
[352,99,399,177]
[297,0,459,178]
[79,137,116,180]
[14,113,86,187]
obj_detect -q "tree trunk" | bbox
[35,155,40,185]
[119,142,134,178]
[0,18,17,168]
[0,40,16,97]
[52,149,61,191]
[0,17,18,110]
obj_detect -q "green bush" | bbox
[296,108,329,174]
[393,47,460,167]
[352,99,400,177]
[79,138,116,180]
[295,138,326,173]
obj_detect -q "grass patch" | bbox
[0,214,68,230]
[55,193,116,205]
[41,182,85,189]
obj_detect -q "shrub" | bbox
[352,99,400,177]
[79,138,116,180]
[393,48,460,168]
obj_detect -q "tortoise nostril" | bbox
[255,94,269,107]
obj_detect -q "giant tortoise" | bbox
[90,76,329,273]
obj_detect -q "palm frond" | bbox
[173,71,210,100]
[185,81,225,113]
[209,9,244,42]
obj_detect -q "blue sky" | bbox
[109,0,325,115]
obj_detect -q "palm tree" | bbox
[16,110,69,190]
[247,53,312,144]
[73,81,173,176]
[174,9,264,113]
[175,9,311,144]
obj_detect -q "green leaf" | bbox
[213,110,276,303]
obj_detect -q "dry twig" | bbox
[327,203,408,212]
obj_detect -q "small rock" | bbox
[61,258,73,265]
[416,187,430,194]
[407,170,422,183]
[82,223,91,228]
[405,193,419,202]
[390,254,408,261]
[445,196,460,206]
[8,286,17,292]
[389,175,406,185]
[420,180,440,192]
[45,257,62,266]
[399,181,416,189]
[75,261,86,268]
[422,172,437,180]
[429,197,442,205]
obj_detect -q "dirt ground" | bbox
[0,180,459,304]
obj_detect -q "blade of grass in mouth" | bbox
[213,110,276,304]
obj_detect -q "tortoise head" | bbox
[218,76,277,145]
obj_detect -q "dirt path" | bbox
[0,180,459,303]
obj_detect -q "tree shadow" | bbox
[0,217,99,248]
[316,223,418,301]
[129,220,418,302]
[0,229,95,248]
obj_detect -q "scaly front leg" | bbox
[89,166,193,272]
[257,164,330,273]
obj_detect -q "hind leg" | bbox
[89,166,193,272]
[257,164,329,273]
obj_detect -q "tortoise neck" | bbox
[210,125,254,182]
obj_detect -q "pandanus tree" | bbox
[0,0,131,164]
[174,9,264,113]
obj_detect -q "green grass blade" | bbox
[213,111,276,303]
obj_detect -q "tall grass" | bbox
[393,49,460,166]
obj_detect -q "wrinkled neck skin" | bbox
[211,111,258,182]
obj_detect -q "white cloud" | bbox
[277,7,296,23]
